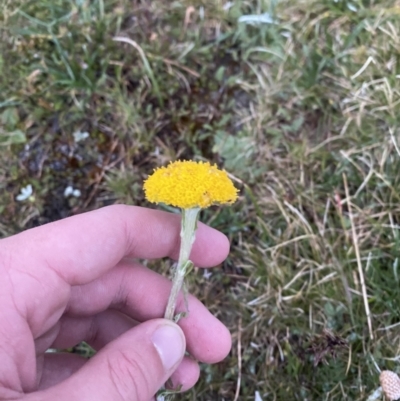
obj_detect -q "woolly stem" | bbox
[164,208,200,321]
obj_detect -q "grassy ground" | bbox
[2,0,400,399]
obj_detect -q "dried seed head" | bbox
[380,370,400,400]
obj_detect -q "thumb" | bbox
[32,319,186,401]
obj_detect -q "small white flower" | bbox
[16,184,34,202]
[64,186,73,197]
[72,189,81,197]
[64,186,81,198]
[203,269,212,279]
[73,130,89,143]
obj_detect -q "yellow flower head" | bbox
[143,160,238,209]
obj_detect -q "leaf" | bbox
[0,130,27,146]
[1,108,20,128]
[212,130,264,181]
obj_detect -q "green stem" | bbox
[164,208,200,320]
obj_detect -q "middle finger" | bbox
[65,261,231,364]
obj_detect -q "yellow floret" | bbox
[143,160,238,209]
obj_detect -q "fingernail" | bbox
[152,323,185,370]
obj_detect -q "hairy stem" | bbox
[164,207,200,320]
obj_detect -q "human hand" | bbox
[0,205,231,400]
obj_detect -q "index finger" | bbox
[1,205,230,286]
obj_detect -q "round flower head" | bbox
[143,160,238,209]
